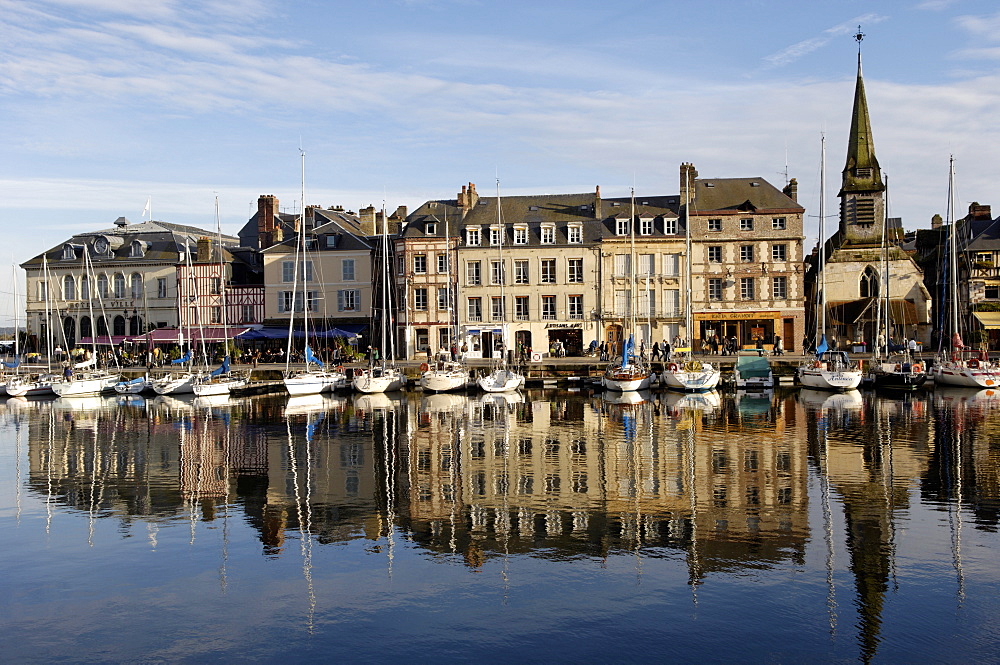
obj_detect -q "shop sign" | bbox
[695,311,780,321]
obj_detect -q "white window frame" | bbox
[640,217,653,236]
[772,217,786,230]
[540,259,556,284]
[466,228,481,246]
[708,246,722,263]
[540,225,555,244]
[771,244,787,261]
[567,258,584,283]
[567,225,582,244]
[663,218,678,235]
[772,276,787,299]
[740,218,753,231]
[616,218,630,236]
[514,260,529,285]
[740,245,754,263]
[514,226,528,245]
[413,288,428,310]
[337,289,360,312]
[541,295,557,320]
[413,254,427,274]
[467,260,481,285]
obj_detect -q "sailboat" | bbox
[660,176,720,393]
[7,256,59,397]
[153,241,206,395]
[1,266,23,396]
[929,156,1000,388]
[797,134,863,392]
[603,189,652,392]
[192,198,247,397]
[869,177,927,390]
[477,179,525,393]
[51,244,121,397]
[353,202,406,393]
[284,153,347,396]
[420,209,469,393]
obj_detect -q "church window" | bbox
[860,266,879,299]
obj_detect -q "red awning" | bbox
[126,326,249,344]
[78,335,128,346]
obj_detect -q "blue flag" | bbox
[621,334,634,369]
[210,356,231,377]
[815,335,829,357]
[305,344,325,367]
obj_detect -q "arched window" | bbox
[97,274,109,298]
[80,275,90,300]
[130,240,145,258]
[63,316,76,348]
[113,315,126,336]
[130,273,143,299]
[63,275,76,300]
[96,317,109,336]
[80,316,93,339]
[860,266,879,299]
[114,273,126,298]
[129,316,143,335]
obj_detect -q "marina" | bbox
[1,386,998,662]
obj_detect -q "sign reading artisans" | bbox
[695,311,781,321]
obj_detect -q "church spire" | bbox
[840,26,884,196]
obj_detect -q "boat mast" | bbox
[818,134,827,351]
[83,246,99,367]
[496,178,506,363]
[43,255,53,371]
[947,156,960,346]
[684,175,693,351]
[630,188,638,361]
[381,200,392,365]
[215,195,230,366]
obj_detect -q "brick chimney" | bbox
[969,202,992,220]
[359,204,377,236]
[197,237,212,263]
[680,163,698,207]
[931,214,943,230]
[783,177,798,202]
[458,182,478,218]
[594,185,602,219]
[257,195,279,249]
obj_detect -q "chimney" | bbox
[783,178,798,202]
[931,214,943,230]
[359,205,377,236]
[458,184,467,210]
[197,237,212,263]
[594,185,602,219]
[680,163,698,207]
[969,202,992,220]
[464,183,479,218]
[257,195,279,249]
[304,205,316,233]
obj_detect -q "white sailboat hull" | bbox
[477,368,525,393]
[5,374,57,397]
[352,367,406,394]
[797,367,863,391]
[153,373,198,395]
[192,377,246,396]
[929,363,1000,388]
[51,373,119,397]
[660,361,721,392]
[284,371,327,396]
[420,365,469,393]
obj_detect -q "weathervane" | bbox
[855,25,865,50]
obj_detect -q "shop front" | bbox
[462,326,507,359]
[546,323,583,356]
[695,310,793,353]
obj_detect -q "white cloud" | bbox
[954,11,1000,42]
[762,13,889,68]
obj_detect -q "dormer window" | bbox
[489,225,503,246]
[62,244,76,260]
[616,218,630,236]
[567,224,582,244]
[513,226,528,245]
[466,227,481,246]
[639,217,653,236]
[664,218,678,235]
[130,240,145,258]
[425,222,436,235]
[540,224,555,244]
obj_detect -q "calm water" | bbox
[1,387,998,663]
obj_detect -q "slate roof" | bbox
[689,177,802,214]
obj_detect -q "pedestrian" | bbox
[599,341,607,362]
[908,337,917,357]
[651,340,661,361]
[774,334,784,356]
[63,361,73,380]
[450,343,458,361]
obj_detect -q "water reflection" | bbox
[4,387,1000,662]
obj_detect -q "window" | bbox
[740,277,755,300]
[977,252,992,263]
[614,254,631,276]
[62,244,75,260]
[772,217,786,230]
[242,304,255,323]
[541,225,555,244]
[663,254,680,276]
[616,217,630,236]
[490,226,502,246]
[614,290,631,317]
[567,225,582,243]
[772,244,787,261]
[708,246,722,263]
[568,295,583,319]
[425,222,436,235]
[210,306,221,324]
[568,258,584,283]
[97,274,108,298]
[130,240,145,258]
[540,259,556,284]
[307,291,319,312]
[541,295,556,320]
[664,217,678,235]
[638,289,654,316]
[491,260,505,285]
[466,228,481,246]
[113,273,126,298]
[413,288,428,310]
[514,260,529,284]
[708,278,722,301]
[278,291,293,313]
[413,254,427,274]
[640,217,653,235]
[467,260,481,285]
[342,258,355,281]
[772,276,787,299]
[210,276,221,295]
[638,254,655,276]
[437,253,449,274]
[515,296,530,321]
[468,297,482,321]
[131,273,143,299]
[416,328,429,350]
[325,235,339,249]
[986,285,1000,299]
[860,266,879,298]
[157,278,166,299]
[740,245,754,262]
[740,218,754,231]
[708,218,722,232]
[491,296,505,321]
[513,226,528,244]
[397,255,404,275]
[337,289,360,312]
[437,287,450,311]
[80,275,90,300]
[63,275,75,300]
[664,289,680,315]
[282,261,295,282]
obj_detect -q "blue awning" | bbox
[331,324,367,335]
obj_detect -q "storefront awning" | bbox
[973,311,1000,329]
[79,335,128,346]
[126,326,249,344]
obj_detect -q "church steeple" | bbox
[839,27,886,244]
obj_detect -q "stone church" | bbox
[810,51,932,350]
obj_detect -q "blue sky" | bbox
[2,0,1000,324]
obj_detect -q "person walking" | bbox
[650,340,661,361]
[774,334,784,356]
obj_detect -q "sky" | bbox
[2,0,1000,325]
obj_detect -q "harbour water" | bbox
[1,388,998,663]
